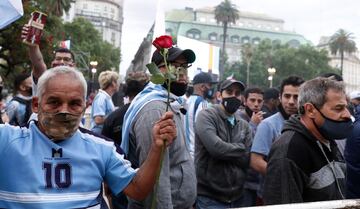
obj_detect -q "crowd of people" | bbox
[1,28,360,209]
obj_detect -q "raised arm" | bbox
[21,24,47,82]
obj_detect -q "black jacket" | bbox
[264,115,345,205]
[195,105,252,203]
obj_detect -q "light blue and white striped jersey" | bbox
[91,89,115,134]
[184,95,209,159]
[0,121,136,209]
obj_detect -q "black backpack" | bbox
[10,96,32,126]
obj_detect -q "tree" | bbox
[224,41,336,88]
[241,43,254,86]
[0,1,65,83]
[329,29,357,76]
[63,18,120,79]
[215,0,239,80]
[38,0,72,17]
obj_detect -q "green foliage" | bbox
[0,1,120,86]
[224,41,336,88]
[0,1,65,84]
[63,17,120,79]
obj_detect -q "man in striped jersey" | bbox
[0,66,177,209]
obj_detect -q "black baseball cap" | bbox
[192,72,218,85]
[220,79,245,92]
[151,47,196,66]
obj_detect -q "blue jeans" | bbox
[196,195,244,209]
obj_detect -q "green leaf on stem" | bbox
[146,62,165,84]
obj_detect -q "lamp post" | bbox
[267,67,276,87]
[90,61,98,93]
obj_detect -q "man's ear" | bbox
[304,103,316,118]
[32,97,39,113]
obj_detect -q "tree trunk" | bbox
[340,50,344,77]
[246,61,250,86]
[220,22,228,80]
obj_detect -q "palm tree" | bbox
[242,43,254,86]
[329,29,357,75]
[215,0,239,80]
[42,0,72,17]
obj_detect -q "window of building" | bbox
[274,27,280,31]
[287,39,301,48]
[238,22,244,27]
[257,24,262,29]
[200,17,206,22]
[209,32,217,41]
[220,34,228,42]
[210,18,216,23]
[247,22,253,28]
[242,36,250,44]
[272,39,281,45]
[83,3,88,9]
[231,35,240,43]
[111,8,115,13]
[166,28,173,35]
[252,37,261,45]
[186,28,201,39]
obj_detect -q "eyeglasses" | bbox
[171,62,192,69]
[54,56,73,63]
[158,62,192,69]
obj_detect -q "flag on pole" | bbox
[151,0,165,55]
[0,0,23,29]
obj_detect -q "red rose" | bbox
[152,35,173,50]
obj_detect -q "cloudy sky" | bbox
[120,0,360,75]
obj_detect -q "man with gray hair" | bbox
[0,66,177,209]
[263,77,352,204]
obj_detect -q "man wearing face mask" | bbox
[6,73,33,126]
[195,79,252,208]
[263,77,351,204]
[0,66,178,209]
[184,72,217,159]
[121,47,197,209]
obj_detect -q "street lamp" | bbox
[267,67,276,87]
[90,61,98,93]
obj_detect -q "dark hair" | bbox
[280,75,305,95]
[319,72,343,81]
[123,80,145,98]
[244,87,263,99]
[14,73,31,91]
[54,48,75,62]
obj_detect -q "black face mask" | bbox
[163,81,188,97]
[313,108,353,140]
[204,87,215,100]
[26,87,32,96]
[222,97,241,114]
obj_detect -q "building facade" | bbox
[127,7,310,76]
[64,0,124,49]
[165,7,310,63]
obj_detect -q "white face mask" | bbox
[38,107,84,140]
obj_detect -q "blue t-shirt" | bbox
[251,112,285,157]
[91,90,115,134]
[0,122,136,209]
